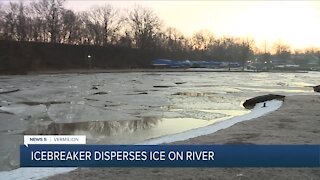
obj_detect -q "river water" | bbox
[0,71,319,171]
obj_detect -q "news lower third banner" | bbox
[20,144,320,167]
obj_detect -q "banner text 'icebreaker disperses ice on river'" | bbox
[20,136,320,168]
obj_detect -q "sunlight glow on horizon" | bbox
[64,0,320,50]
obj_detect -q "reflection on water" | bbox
[23,113,244,145]
[83,115,240,144]
[25,117,161,137]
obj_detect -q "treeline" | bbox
[0,40,163,74]
[0,1,254,59]
[0,0,319,74]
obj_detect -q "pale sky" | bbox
[5,0,320,50]
[64,0,320,50]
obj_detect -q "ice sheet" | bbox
[0,100,282,180]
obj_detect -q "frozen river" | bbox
[0,71,319,171]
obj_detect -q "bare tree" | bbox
[75,12,90,44]
[80,11,103,45]
[2,2,19,40]
[191,30,214,50]
[31,0,65,43]
[273,39,290,55]
[127,6,161,49]
[88,5,121,46]
[61,9,81,44]
[273,39,291,60]
[0,3,3,39]
[2,2,36,42]
[31,0,50,42]
[48,0,65,43]
[118,30,132,48]
[165,27,186,52]
[238,37,255,70]
[16,2,27,41]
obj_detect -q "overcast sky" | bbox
[3,0,320,49]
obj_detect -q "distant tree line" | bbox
[0,0,319,74]
[0,1,255,60]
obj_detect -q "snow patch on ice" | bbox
[141,100,282,145]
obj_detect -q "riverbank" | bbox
[45,95,320,180]
[10,68,311,76]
